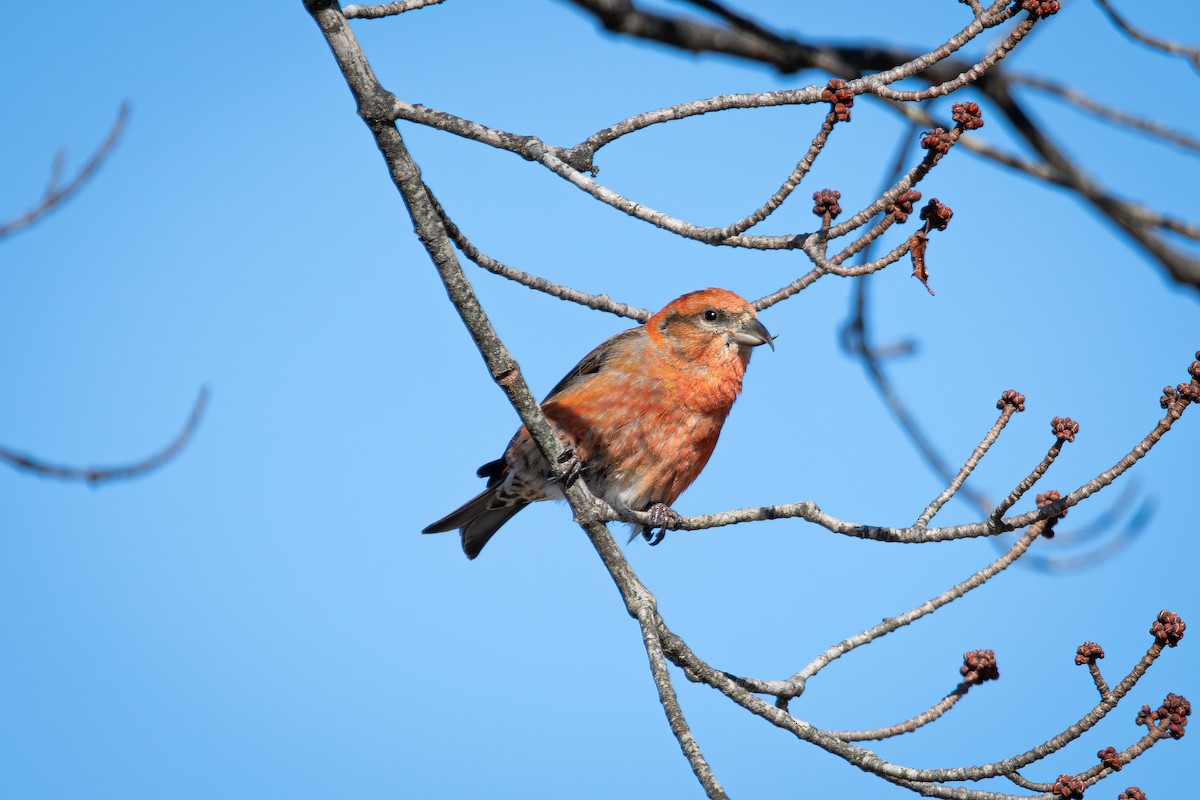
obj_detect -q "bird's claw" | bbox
[643,502,679,547]
[548,447,582,488]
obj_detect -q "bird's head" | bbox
[648,288,774,367]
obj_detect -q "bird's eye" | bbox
[703,309,719,322]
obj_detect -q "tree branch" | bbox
[0,387,207,484]
[0,104,127,241]
[1094,0,1200,71]
[562,0,1200,290]
[305,1,1197,794]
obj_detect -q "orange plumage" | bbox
[423,288,773,558]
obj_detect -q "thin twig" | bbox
[427,188,650,321]
[1008,73,1200,153]
[826,127,962,241]
[343,0,445,20]
[988,439,1064,522]
[0,105,128,241]
[1086,660,1111,700]
[826,681,973,741]
[566,0,1015,159]
[788,522,1045,698]
[0,387,207,484]
[657,612,1178,793]
[1094,0,1200,71]
[636,607,728,799]
[564,0,1200,289]
[866,13,1033,103]
[620,380,1195,540]
[706,112,837,239]
[915,403,1019,528]
[752,266,825,311]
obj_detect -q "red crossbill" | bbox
[423,288,773,558]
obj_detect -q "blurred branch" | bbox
[0,104,128,242]
[0,387,207,484]
[1019,491,1154,574]
[1007,73,1200,153]
[1094,0,1200,72]
[840,127,992,509]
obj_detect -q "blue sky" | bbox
[2,2,1197,798]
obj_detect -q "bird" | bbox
[422,287,773,559]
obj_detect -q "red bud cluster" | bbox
[997,389,1026,412]
[886,190,922,224]
[921,127,954,155]
[952,102,984,130]
[1050,774,1085,799]
[1022,0,1061,18]
[812,189,842,220]
[919,198,953,231]
[1097,745,1123,772]
[1074,642,1105,666]
[1137,692,1190,740]
[1151,610,1186,648]
[960,649,999,686]
[822,79,854,122]
[1051,416,1079,443]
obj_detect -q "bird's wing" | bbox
[542,326,643,401]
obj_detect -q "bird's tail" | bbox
[422,487,528,560]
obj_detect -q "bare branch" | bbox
[1008,73,1200,154]
[564,0,1200,290]
[1094,0,1200,71]
[0,387,207,484]
[752,265,825,311]
[987,437,1066,523]
[788,522,1044,698]
[914,400,1020,528]
[658,607,1185,794]
[636,607,727,799]
[427,189,650,321]
[343,0,445,20]
[568,2,1017,163]
[622,372,1196,540]
[706,111,837,239]
[305,1,1197,793]
[884,90,1200,288]
[0,104,128,241]
[866,13,1033,102]
[827,677,983,742]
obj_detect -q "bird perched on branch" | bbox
[423,287,773,559]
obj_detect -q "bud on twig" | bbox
[822,79,854,122]
[998,390,1026,413]
[812,189,842,220]
[1022,0,1061,18]
[1050,416,1079,443]
[1075,641,1105,666]
[952,101,984,130]
[1151,610,1186,648]
[960,649,999,686]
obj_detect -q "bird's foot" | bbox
[547,447,582,488]
[644,503,680,547]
